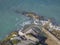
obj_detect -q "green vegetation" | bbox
[10,31,18,35]
[28,43,34,45]
[11,39,21,44]
[3,31,18,41]
[0,31,20,45]
[35,42,42,45]
[26,33,34,37]
[28,42,41,45]
[0,40,13,45]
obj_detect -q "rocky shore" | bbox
[0,11,60,45]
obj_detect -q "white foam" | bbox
[21,21,32,27]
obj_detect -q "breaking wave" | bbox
[15,17,33,30]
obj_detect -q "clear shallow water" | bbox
[0,0,60,40]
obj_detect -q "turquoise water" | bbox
[0,0,60,40]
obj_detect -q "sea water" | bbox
[0,0,60,40]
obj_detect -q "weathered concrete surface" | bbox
[42,28,60,45]
[17,24,60,45]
